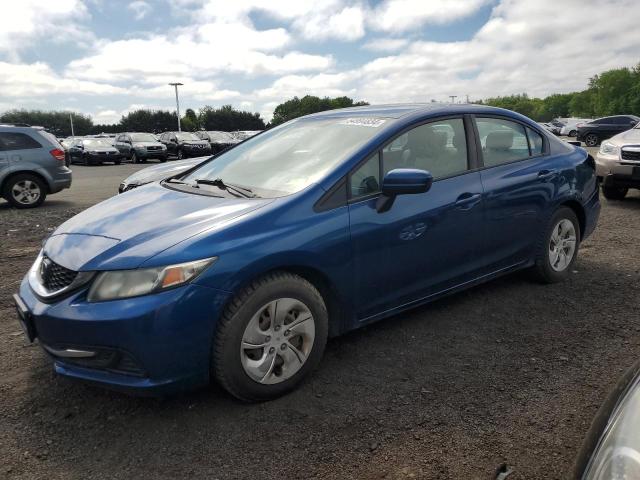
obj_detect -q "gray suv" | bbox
[0,124,72,208]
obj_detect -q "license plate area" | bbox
[13,294,36,343]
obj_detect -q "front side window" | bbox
[182,117,392,197]
[476,118,530,167]
[0,132,42,151]
[382,118,468,179]
[350,152,380,198]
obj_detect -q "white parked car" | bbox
[560,118,593,137]
[595,123,640,200]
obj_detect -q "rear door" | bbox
[473,116,556,272]
[348,116,486,320]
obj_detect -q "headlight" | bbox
[599,141,619,155]
[87,257,216,302]
[579,364,640,479]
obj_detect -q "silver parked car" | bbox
[0,124,72,208]
[595,122,640,200]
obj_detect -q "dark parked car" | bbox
[577,115,640,147]
[14,104,600,401]
[0,124,71,208]
[115,132,168,163]
[195,131,239,154]
[68,138,123,166]
[159,131,211,159]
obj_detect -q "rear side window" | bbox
[0,132,42,151]
[526,127,544,156]
[476,118,532,167]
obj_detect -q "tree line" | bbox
[477,64,640,121]
[2,63,639,136]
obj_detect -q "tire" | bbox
[569,130,577,137]
[213,272,328,402]
[115,159,121,165]
[602,185,628,200]
[177,149,184,160]
[131,152,139,164]
[83,154,91,166]
[584,133,599,147]
[2,173,47,209]
[160,157,167,163]
[531,207,580,284]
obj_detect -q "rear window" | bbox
[0,132,42,151]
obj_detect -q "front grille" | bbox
[147,146,162,151]
[621,149,640,161]
[41,257,78,291]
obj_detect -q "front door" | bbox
[348,117,485,321]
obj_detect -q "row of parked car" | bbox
[60,130,262,166]
[537,115,640,147]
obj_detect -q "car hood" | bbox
[132,141,164,148]
[123,157,207,186]
[44,183,273,271]
[609,128,640,145]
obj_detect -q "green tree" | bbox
[198,105,265,131]
[119,109,178,133]
[270,95,368,126]
[0,109,93,136]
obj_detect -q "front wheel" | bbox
[213,272,328,402]
[602,185,628,200]
[569,130,577,137]
[531,207,580,283]
[584,133,599,147]
[131,152,139,164]
[177,149,184,160]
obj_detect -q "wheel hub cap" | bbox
[11,180,41,204]
[549,219,577,272]
[240,298,315,385]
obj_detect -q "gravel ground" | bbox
[1,161,640,479]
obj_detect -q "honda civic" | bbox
[14,104,600,401]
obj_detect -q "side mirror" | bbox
[376,169,433,213]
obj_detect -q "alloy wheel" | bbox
[585,134,599,147]
[548,218,577,272]
[240,298,315,385]
[11,179,41,206]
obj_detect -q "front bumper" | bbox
[135,149,167,160]
[182,147,212,158]
[87,153,123,163]
[596,152,640,188]
[17,276,230,395]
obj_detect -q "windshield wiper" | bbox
[195,178,258,198]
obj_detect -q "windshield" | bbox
[130,133,158,142]
[176,132,201,142]
[182,117,390,197]
[82,139,112,148]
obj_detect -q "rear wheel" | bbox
[584,133,599,147]
[602,185,628,200]
[2,173,47,208]
[532,207,580,283]
[569,130,577,137]
[213,272,328,402]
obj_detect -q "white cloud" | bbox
[127,0,152,20]
[1,0,93,59]
[0,62,126,97]
[370,0,491,32]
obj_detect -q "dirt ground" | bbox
[1,176,640,479]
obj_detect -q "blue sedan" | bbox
[14,104,600,401]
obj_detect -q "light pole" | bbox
[449,95,457,103]
[168,82,183,132]
[69,112,75,137]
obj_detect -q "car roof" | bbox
[304,103,518,120]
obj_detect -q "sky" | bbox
[1,0,640,124]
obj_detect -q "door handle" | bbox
[454,192,482,211]
[538,169,556,181]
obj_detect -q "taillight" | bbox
[50,148,65,162]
